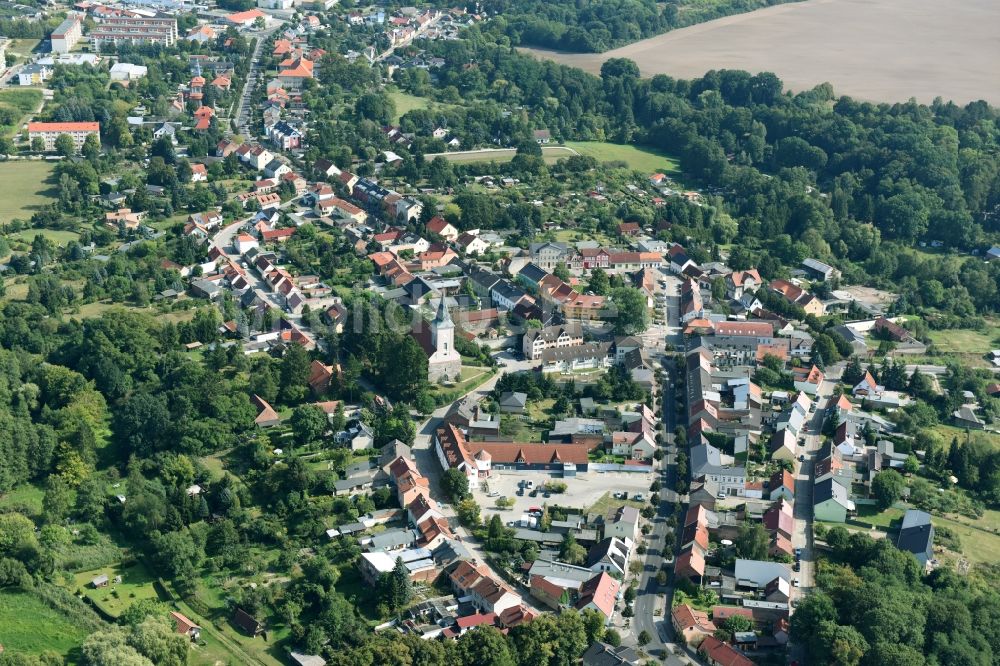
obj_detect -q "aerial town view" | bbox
[0,0,997,664]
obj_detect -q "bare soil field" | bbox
[521,0,1000,106]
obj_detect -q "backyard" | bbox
[70,561,162,619]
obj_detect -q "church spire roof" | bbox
[434,296,453,327]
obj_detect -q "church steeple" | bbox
[434,296,453,329]
[431,296,455,356]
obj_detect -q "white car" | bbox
[793,578,801,587]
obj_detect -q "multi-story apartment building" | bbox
[27,121,100,151]
[51,16,83,53]
[91,16,178,49]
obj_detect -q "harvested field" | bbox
[522,0,1000,105]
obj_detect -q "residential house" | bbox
[671,604,716,646]
[522,323,583,360]
[813,477,852,522]
[896,509,934,567]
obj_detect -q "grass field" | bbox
[0,161,58,221]
[428,146,581,165]
[927,322,1000,368]
[7,38,41,58]
[8,228,80,245]
[563,141,680,174]
[72,562,161,618]
[0,88,43,136]
[0,590,90,656]
[0,482,45,517]
[931,513,1000,566]
[388,90,433,123]
[930,425,1000,451]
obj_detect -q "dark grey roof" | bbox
[541,342,612,364]
[582,642,640,666]
[499,391,527,407]
[813,477,849,507]
[896,510,934,560]
[491,280,526,304]
[517,262,549,284]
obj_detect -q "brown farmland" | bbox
[521,0,1000,106]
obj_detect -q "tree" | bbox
[42,475,73,524]
[559,531,586,565]
[637,630,651,646]
[279,343,311,403]
[735,521,769,560]
[378,556,413,611]
[872,470,905,510]
[127,616,189,666]
[720,615,753,639]
[455,626,516,666]
[441,468,470,502]
[589,268,610,295]
[289,404,327,448]
[82,132,100,160]
[54,133,75,156]
[609,287,649,335]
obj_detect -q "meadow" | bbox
[0,160,58,222]
[0,590,89,656]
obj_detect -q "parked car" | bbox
[798,455,805,462]
[633,493,644,502]
[488,491,500,498]
[793,578,801,587]
[793,561,801,572]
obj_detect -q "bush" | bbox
[544,481,567,493]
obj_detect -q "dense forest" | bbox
[475,0,803,53]
[793,527,1000,666]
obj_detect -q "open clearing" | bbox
[563,141,679,173]
[387,90,458,123]
[522,0,1000,106]
[0,590,89,656]
[0,161,58,221]
[428,146,580,165]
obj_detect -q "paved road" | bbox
[630,355,677,658]
[234,26,282,134]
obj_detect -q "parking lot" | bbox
[470,468,656,525]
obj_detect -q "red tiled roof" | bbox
[28,121,99,132]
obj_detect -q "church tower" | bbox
[428,297,461,382]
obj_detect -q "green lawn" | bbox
[387,90,461,123]
[850,505,903,530]
[563,141,680,174]
[388,90,432,122]
[0,161,58,222]
[71,562,162,619]
[8,228,80,245]
[0,590,90,656]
